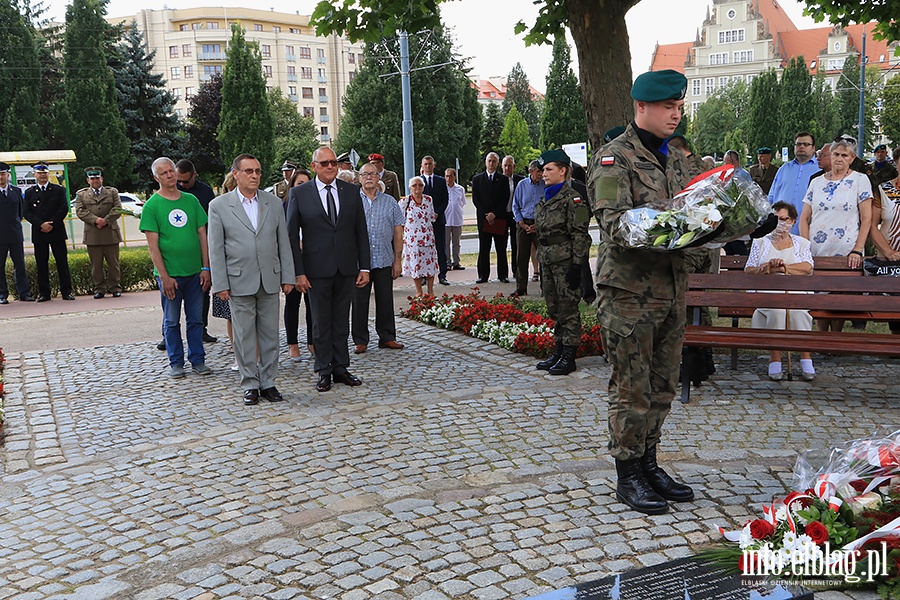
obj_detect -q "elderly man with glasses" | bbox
[767,132,819,235]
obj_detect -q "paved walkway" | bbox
[0,271,894,599]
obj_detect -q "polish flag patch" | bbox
[600,156,615,166]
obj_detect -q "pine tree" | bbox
[498,105,537,169]
[480,102,504,158]
[0,0,45,149]
[502,63,540,145]
[18,0,65,148]
[217,23,274,172]
[186,74,224,182]
[777,57,815,154]
[540,34,586,150]
[60,0,131,185]
[114,21,183,194]
[746,69,781,156]
[268,88,318,183]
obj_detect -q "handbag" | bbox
[482,218,507,236]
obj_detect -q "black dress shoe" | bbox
[498,278,510,283]
[112,292,122,298]
[316,373,332,392]
[202,332,218,343]
[475,278,488,284]
[20,295,34,302]
[62,294,75,301]
[243,389,260,405]
[0,298,8,305]
[333,371,363,387]
[260,387,284,402]
[94,292,105,299]
[36,296,50,302]
[156,339,166,351]
[439,278,450,285]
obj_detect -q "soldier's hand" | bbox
[566,264,581,290]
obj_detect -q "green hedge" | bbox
[3,246,157,298]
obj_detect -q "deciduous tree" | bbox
[881,75,900,146]
[777,57,815,153]
[503,63,540,146]
[186,74,224,182]
[268,89,318,183]
[802,0,900,42]
[540,34,586,150]
[0,0,43,149]
[498,105,537,170]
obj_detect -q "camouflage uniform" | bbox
[535,183,592,346]
[588,123,687,461]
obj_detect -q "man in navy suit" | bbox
[0,162,33,303]
[420,155,450,285]
[23,162,74,301]
[287,147,371,393]
[471,152,510,283]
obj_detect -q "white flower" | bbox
[782,530,797,550]
[738,523,754,549]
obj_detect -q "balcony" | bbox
[317,56,326,64]
[319,95,328,103]
[319,115,329,123]
[287,74,297,82]
[198,52,226,61]
[289,94,298,102]
[286,54,296,62]
[317,75,327,83]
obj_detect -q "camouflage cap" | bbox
[631,69,687,102]
[537,149,571,167]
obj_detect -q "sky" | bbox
[42,0,824,93]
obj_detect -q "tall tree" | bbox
[186,74,224,182]
[334,24,482,182]
[540,34,586,150]
[808,71,839,147]
[802,1,900,42]
[0,0,44,148]
[217,23,274,172]
[480,102,504,158]
[18,0,65,148]
[60,0,131,185]
[498,105,537,170]
[310,0,638,151]
[835,57,881,150]
[267,88,319,183]
[777,57,815,154]
[502,63,541,145]
[693,81,748,159]
[114,21,184,194]
[881,75,900,146]
[745,69,781,157]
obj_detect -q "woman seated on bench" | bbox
[745,201,816,381]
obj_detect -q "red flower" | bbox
[749,519,775,540]
[848,479,869,493]
[805,521,829,545]
[738,552,760,574]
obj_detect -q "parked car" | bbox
[119,192,143,207]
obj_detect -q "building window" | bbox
[169,46,178,58]
[263,65,272,78]
[692,79,701,96]
[317,48,325,58]
[287,66,296,76]
[290,27,301,34]
[170,66,181,79]
[172,88,182,99]
[299,47,311,59]
[718,76,729,88]
[709,52,728,66]
[303,106,314,117]
[349,71,356,81]
[320,107,327,116]
[348,53,355,64]
[732,75,743,83]
[184,65,193,78]
[185,86,195,99]
[202,44,221,54]
[717,29,745,44]
[286,45,294,55]
[192,23,201,30]
[301,67,312,79]
[301,87,313,98]
[182,44,192,57]
[320,126,328,136]
[317,68,325,78]
[827,58,843,71]
[203,65,222,79]
[289,86,297,96]
[705,77,714,94]
[691,101,701,115]
[254,24,263,31]
[179,24,188,31]
[726,8,736,19]
[176,108,185,118]
[273,26,281,33]
[261,44,271,58]
[733,50,754,63]
[207,22,219,29]
[357,53,364,64]
[318,87,326,97]
[746,74,755,84]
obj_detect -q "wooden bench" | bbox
[680,256,900,402]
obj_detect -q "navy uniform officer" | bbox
[23,162,74,301]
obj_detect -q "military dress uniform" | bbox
[23,163,73,301]
[273,160,297,203]
[533,150,592,375]
[588,69,695,515]
[749,149,779,195]
[74,172,123,296]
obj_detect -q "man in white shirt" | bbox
[444,168,466,270]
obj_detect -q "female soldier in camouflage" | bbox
[533,150,593,375]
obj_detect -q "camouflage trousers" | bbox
[597,286,685,461]
[544,262,582,347]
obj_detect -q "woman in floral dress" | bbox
[401,176,438,297]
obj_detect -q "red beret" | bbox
[368,153,384,162]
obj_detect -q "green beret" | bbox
[537,149,571,167]
[85,166,103,177]
[603,126,626,144]
[874,144,887,153]
[668,133,686,142]
[631,69,687,102]
[757,147,772,155]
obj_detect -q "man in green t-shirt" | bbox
[140,157,212,378]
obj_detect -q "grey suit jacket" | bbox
[286,178,370,279]
[208,189,295,296]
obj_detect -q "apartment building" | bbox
[109,7,364,144]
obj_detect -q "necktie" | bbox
[40,186,46,192]
[488,174,493,183]
[428,175,432,189]
[0,189,6,198]
[325,184,337,225]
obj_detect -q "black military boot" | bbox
[615,458,669,514]
[536,339,563,371]
[549,345,578,375]
[640,445,695,502]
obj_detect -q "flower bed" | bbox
[401,291,603,359]
[701,430,900,598]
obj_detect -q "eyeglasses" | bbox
[237,168,262,175]
[176,178,192,185]
[359,172,378,178]
[315,160,339,168]
[794,142,814,147]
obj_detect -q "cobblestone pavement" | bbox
[2,312,897,599]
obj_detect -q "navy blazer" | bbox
[470,171,510,225]
[24,182,69,241]
[286,178,371,279]
[0,185,25,243]
[423,174,449,220]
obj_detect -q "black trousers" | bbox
[433,214,447,279]
[308,274,353,375]
[351,266,396,346]
[507,212,518,278]
[0,242,30,298]
[477,226,509,281]
[284,287,314,346]
[34,237,72,297]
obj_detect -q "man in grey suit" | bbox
[208,154,296,406]
[287,147,371,393]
